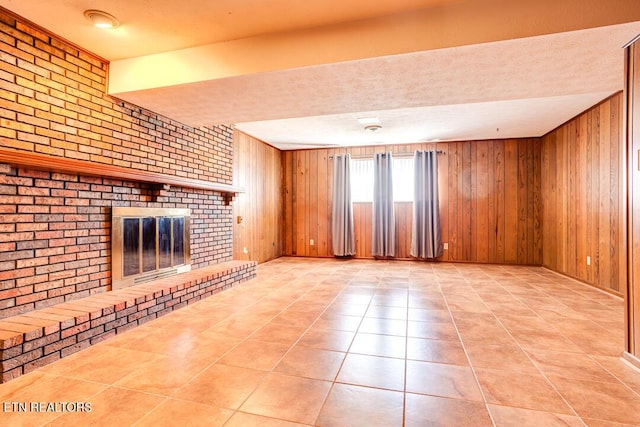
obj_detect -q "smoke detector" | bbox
[364,124,383,133]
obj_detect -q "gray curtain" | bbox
[411,150,443,259]
[331,154,356,256]
[372,152,395,257]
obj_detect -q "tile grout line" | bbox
[473,266,586,424]
[222,260,364,426]
[311,261,374,426]
[441,266,498,427]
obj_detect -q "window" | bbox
[392,157,414,202]
[350,159,374,202]
[350,156,414,202]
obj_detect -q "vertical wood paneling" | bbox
[282,139,542,264]
[598,101,611,290]
[517,141,528,264]
[476,142,488,262]
[232,131,283,263]
[577,114,588,281]
[541,93,624,295]
[560,124,569,272]
[448,143,460,260]
[318,150,329,256]
[541,132,555,269]
[439,144,449,259]
[486,141,496,262]
[495,141,505,261]
[296,151,306,255]
[612,93,623,294]
[394,202,412,258]
[462,142,473,261]
[504,140,519,263]
[528,140,538,263]
[308,150,319,257]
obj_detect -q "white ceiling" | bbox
[2,0,640,149]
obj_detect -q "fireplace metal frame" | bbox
[111,207,191,290]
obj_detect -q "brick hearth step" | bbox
[0,260,256,383]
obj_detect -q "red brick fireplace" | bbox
[0,9,241,320]
[0,9,256,381]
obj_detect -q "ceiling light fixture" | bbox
[84,10,120,29]
[364,124,383,133]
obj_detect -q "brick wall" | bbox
[0,10,235,319]
[0,11,232,184]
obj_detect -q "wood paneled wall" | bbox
[232,131,283,263]
[541,93,625,295]
[282,139,542,264]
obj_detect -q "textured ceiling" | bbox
[117,24,629,125]
[237,94,612,149]
[1,0,640,149]
[119,23,637,147]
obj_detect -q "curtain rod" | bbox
[328,150,445,160]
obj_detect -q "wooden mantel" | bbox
[0,148,244,195]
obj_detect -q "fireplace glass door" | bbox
[112,208,191,289]
[122,218,140,277]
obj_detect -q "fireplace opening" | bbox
[112,207,191,289]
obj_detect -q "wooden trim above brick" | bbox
[0,148,244,194]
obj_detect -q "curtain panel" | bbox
[411,150,443,259]
[372,152,395,257]
[331,154,356,256]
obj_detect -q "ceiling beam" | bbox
[109,0,640,95]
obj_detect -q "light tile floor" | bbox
[1,257,640,426]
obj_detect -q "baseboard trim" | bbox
[541,266,624,299]
[622,352,640,371]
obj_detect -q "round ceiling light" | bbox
[364,124,382,133]
[84,10,120,29]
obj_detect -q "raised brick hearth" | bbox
[0,260,256,383]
